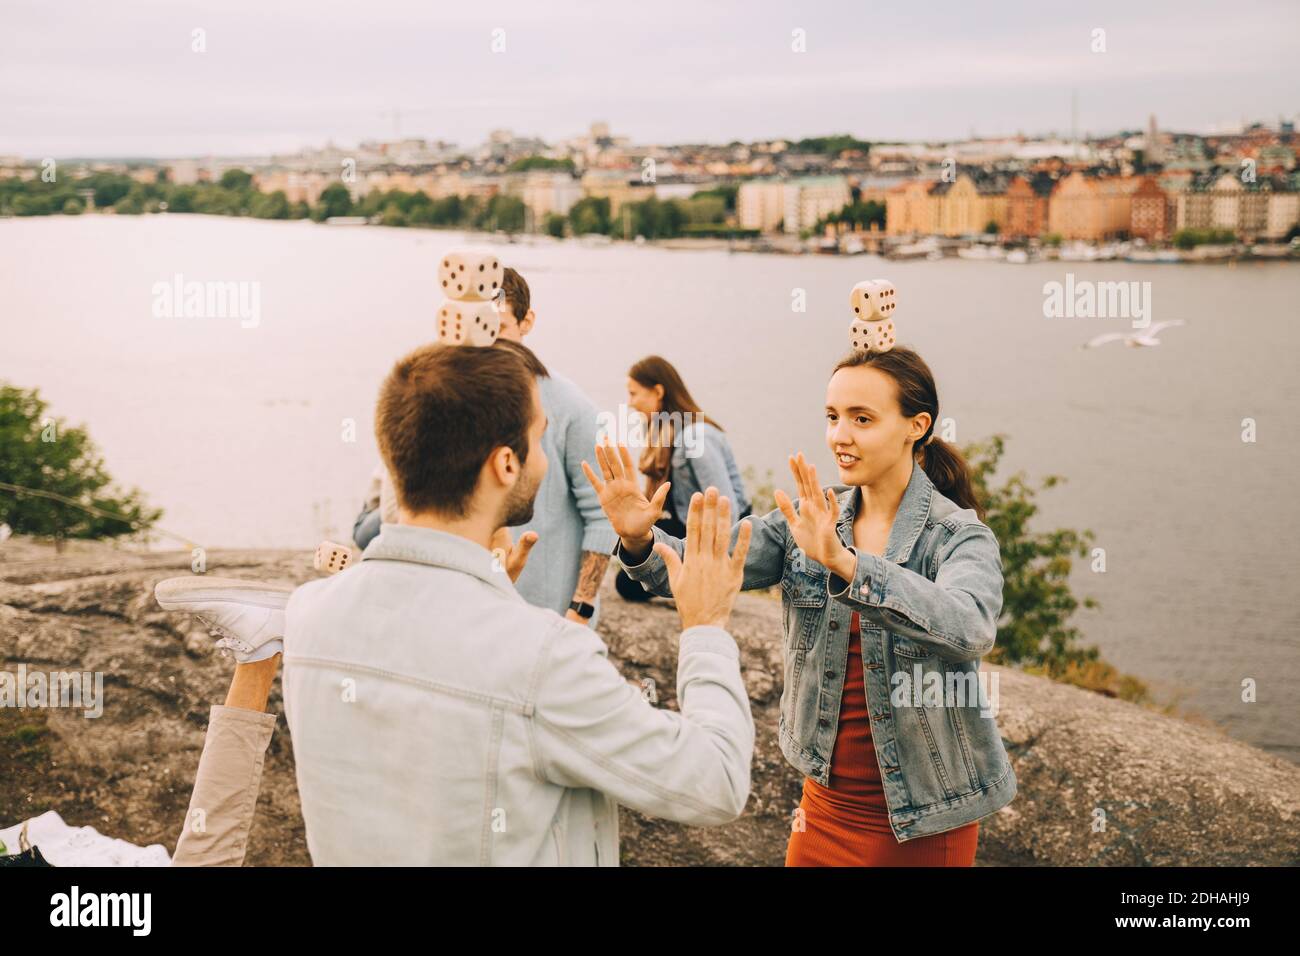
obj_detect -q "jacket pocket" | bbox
[890,633,934,659]
[781,549,828,608]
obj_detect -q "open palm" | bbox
[774,452,842,567]
[582,442,672,545]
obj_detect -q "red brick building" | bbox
[1004,173,1054,238]
[1129,175,1170,241]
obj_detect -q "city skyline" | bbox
[2,0,1297,158]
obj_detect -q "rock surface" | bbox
[1,537,1296,866]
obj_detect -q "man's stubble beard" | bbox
[501,466,541,528]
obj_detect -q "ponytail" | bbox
[917,436,984,521]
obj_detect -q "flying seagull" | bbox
[1083,320,1185,349]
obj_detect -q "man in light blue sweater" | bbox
[353,267,616,627]
[495,268,617,627]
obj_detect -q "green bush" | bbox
[0,383,161,547]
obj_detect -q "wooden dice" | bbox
[438,250,503,302]
[314,541,354,575]
[848,279,899,354]
[437,300,501,347]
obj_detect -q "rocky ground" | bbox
[2,536,1296,866]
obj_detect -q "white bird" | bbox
[1083,320,1185,349]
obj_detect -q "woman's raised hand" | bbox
[582,441,672,550]
[774,452,853,575]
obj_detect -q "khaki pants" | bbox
[171,705,277,867]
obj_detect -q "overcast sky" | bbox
[3,0,1296,158]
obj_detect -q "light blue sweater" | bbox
[509,371,619,624]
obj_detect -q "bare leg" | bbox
[224,654,280,712]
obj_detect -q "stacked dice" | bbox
[848,279,898,353]
[436,250,505,346]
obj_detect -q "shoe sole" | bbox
[154,576,293,612]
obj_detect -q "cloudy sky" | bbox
[3,0,1296,157]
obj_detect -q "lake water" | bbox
[2,214,1298,762]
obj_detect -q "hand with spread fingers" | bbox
[653,487,753,630]
[490,526,539,584]
[581,441,672,557]
[773,452,857,581]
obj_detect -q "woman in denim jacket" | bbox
[587,346,1015,865]
[615,355,750,601]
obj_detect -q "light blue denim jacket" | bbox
[284,523,754,866]
[669,421,750,520]
[620,458,1016,842]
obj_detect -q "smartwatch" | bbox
[568,600,595,620]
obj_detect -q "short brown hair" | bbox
[494,338,549,379]
[501,266,530,321]
[376,343,538,518]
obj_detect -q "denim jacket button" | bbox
[828,620,839,631]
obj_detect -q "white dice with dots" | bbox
[438,250,503,302]
[849,279,898,321]
[314,541,355,575]
[850,317,895,352]
[437,299,501,347]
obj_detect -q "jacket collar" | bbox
[361,523,523,602]
[834,458,934,565]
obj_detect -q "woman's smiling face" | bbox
[825,365,929,484]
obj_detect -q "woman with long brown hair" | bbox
[586,344,1015,865]
[615,355,750,602]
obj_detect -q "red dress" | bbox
[785,612,980,866]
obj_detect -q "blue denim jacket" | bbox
[619,457,1016,842]
[668,422,750,521]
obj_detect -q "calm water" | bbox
[2,215,1298,760]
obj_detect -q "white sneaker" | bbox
[154,577,293,663]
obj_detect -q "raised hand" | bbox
[581,441,671,552]
[654,487,753,630]
[489,526,539,584]
[774,452,853,576]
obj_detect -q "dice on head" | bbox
[850,318,895,353]
[438,250,504,302]
[849,279,898,321]
[437,299,501,347]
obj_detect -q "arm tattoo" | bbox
[573,550,611,603]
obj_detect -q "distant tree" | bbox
[815,199,885,232]
[544,212,566,238]
[690,184,739,212]
[113,190,145,215]
[568,196,611,235]
[984,220,1000,235]
[507,156,576,174]
[0,383,161,549]
[90,175,132,209]
[478,194,526,233]
[61,197,83,215]
[314,183,354,220]
[792,134,871,155]
[1173,227,1236,249]
[249,189,289,220]
[219,168,253,190]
